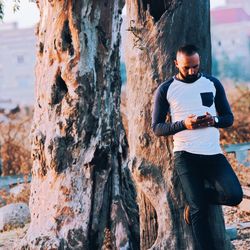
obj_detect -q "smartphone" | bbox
[197,115,206,120]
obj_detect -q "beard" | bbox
[179,71,200,83]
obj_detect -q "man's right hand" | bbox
[183,114,199,130]
[184,113,214,130]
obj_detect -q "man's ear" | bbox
[174,60,178,68]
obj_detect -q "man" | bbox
[152,44,243,250]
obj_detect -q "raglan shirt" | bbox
[152,74,234,155]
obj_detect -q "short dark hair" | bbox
[177,44,199,56]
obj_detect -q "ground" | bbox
[223,205,250,250]
[0,223,29,249]
[0,207,249,249]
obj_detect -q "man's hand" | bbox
[184,114,199,129]
[184,112,214,130]
[196,112,214,128]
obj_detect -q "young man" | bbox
[152,44,243,250]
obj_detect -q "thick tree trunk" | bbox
[17,1,139,249]
[124,1,232,249]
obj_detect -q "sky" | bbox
[1,0,226,28]
[1,0,39,28]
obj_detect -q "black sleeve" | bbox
[151,82,186,136]
[213,78,234,128]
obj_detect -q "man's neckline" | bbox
[174,73,202,84]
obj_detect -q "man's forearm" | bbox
[214,114,234,128]
[152,120,186,136]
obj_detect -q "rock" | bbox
[242,186,250,198]
[239,199,250,212]
[0,203,30,231]
[238,222,250,229]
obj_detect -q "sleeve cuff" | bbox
[181,120,186,129]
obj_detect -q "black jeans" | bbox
[174,151,243,250]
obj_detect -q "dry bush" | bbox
[226,153,250,187]
[223,153,250,225]
[1,143,32,176]
[0,185,30,208]
[8,186,30,205]
[220,84,250,189]
[220,85,250,145]
[0,107,33,176]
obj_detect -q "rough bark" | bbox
[124,0,232,249]
[17,1,139,249]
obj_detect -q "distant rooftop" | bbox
[211,7,250,25]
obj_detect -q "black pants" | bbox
[174,151,243,250]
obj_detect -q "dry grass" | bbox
[220,85,250,145]
[102,228,113,250]
[223,153,250,226]
[0,107,33,177]
[0,184,30,208]
[226,153,250,187]
[224,205,250,225]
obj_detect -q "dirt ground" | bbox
[0,223,29,249]
[223,205,250,250]
[0,157,249,249]
[0,208,249,249]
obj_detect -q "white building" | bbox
[210,0,250,80]
[226,0,250,14]
[0,22,36,106]
[211,0,250,61]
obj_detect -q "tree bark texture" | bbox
[124,0,232,249]
[18,1,139,249]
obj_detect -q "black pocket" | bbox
[200,92,214,107]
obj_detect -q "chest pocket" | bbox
[200,92,214,107]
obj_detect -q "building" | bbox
[211,0,250,63]
[0,22,36,106]
[225,0,250,14]
[210,0,250,80]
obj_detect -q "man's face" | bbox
[175,52,200,82]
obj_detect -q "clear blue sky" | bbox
[1,0,225,28]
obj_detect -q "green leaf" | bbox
[13,0,20,13]
[0,1,4,20]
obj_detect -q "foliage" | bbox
[227,153,250,187]
[220,85,250,145]
[1,141,31,175]
[213,54,250,82]
[0,0,36,19]
[13,0,21,13]
[0,108,33,176]
[211,53,219,77]
[0,184,30,208]
[0,0,3,19]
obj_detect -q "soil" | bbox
[0,223,28,249]
[223,205,250,250]
[0,207,249,249]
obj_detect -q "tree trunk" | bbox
[18,1,139,249]
[124,1,232,249]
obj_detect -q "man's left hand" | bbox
[196,112,214,128]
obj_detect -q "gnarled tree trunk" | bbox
[18,1,139,249]
[124,1,232,249]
